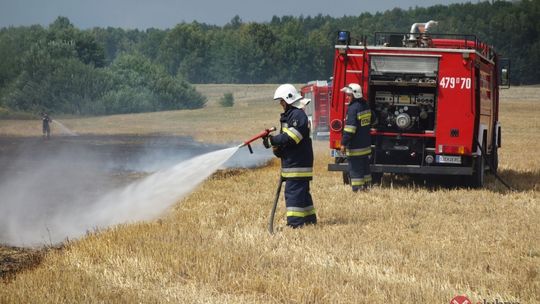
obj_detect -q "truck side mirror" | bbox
[499,58,510,89]
[501,68,509,86]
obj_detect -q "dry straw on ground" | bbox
[0,85,538,303]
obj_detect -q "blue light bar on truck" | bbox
[337,31,350,45]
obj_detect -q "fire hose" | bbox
[238,127,276,153]
[268,176,283,235]
[238,127,282,234]
[474,138,513,190]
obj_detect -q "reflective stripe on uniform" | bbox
[357,110,371,127]
[287,205,316,218]
[343,124,357,133]
[350,178,366,186]
[283,127,303,144]
[281,167,313,178]
[356,110,370,119]
[351,175,372,186]
[346,147,371,156]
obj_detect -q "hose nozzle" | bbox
[239,127,277,153]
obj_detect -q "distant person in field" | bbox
[41,112,52,139]
[340,83,372,192]
[263,84,317,228]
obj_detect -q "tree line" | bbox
[0,0,538,115]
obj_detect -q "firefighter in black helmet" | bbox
[263,84,316,228]
[340,83,372,192]
[41,112,52,139]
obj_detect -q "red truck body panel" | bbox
[328,34,502,186]
[302,80,331,138]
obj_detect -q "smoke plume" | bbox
[0,136,272,247]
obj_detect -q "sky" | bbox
[0,0,477,29]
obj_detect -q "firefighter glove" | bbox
[262,135,272,149]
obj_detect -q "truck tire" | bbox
[371,172,383,184]
[470,155,485,188]
[489,144,498,174]
[469,134,487,188]
[490,124,501,173]
[343,171,350,185]
[336,157,350,185]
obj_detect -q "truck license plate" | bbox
[436,155,462,164]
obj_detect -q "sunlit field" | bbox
[0,85,538,303]
[0,84,282,144]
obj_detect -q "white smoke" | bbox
[0,144,242,247]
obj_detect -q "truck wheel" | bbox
[470,156,485,188]
[335,157,350,184]
[342,171,350,184]
[489,145,499,174]
[371,172,383,184]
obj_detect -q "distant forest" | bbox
[0,0,538,115]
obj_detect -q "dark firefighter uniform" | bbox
[42,113,51,139]
[270,107,316,227]
[342,97,372,191]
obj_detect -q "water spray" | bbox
[52,120,78,136]
[0,128,279,246]
[0,145,240,246]
[238,127,276,154]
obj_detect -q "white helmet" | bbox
[273,84,310,108]
[340,83,363,98]
[274,84,302,104]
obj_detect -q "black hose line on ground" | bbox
[268,176,284,235]
[474,138,513,191]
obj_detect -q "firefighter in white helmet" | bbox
[263,84,316,228]
[340,83,372,191]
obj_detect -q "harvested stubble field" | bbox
[0,85,538,303]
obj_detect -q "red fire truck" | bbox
[327,22,510,187]
[302,80,331,139]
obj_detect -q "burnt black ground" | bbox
[0,134,272,279]
[0,134,225,279]
[0,134,220,179]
